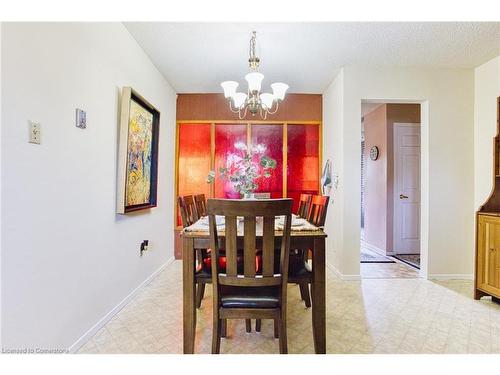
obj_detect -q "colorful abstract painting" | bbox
[126,99,154,206]
[117,87,159,214]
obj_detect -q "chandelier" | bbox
[221,31,289,120]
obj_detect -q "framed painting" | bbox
[117,87,160,214]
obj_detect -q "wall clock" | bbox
[370,146,379,161]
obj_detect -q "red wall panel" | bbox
[287,125,320,213]
[251,124,283,198]
[177,123,211,225]
[214,124,247,198]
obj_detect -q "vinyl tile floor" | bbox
[77,261,500,354]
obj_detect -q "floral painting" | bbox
[117,87,160,214]
[126,99,154,206]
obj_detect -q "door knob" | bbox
[399,194,409,199]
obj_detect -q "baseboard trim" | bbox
[327,262,361,281]
[360,241,389,257]
[428,273,473,281]
[68,256,175,353]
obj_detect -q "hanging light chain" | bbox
[248,31,259,71]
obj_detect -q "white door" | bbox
[394,123,421,254]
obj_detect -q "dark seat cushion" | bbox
[220,285,280,309]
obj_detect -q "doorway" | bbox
[360,102,421,278]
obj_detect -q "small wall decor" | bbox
[76,108,86,129]
[116,87,160,214]
[321,159,332,195]
[369,146,379,161]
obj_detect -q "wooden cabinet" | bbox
[476,214,500,299]
[476,97,500,303]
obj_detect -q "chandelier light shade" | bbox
[271,82,290,101]
[232,92,247,108]
[245,72,264,92]
[221,81,239,98]
[221,31,289,120]
[260,93,274,109]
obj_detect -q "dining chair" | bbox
[307,195,330,227]
[178,195,199,227]
[290,195,330,308]
[194,194,207,217]
[178,195,207,309]
[208,198,293,354]
[288,193,312,308]
[296,193,312,218]
[179,195,253,336]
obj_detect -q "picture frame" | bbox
[116,87,160,214]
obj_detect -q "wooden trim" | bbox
[175,120,324,227]
[479,97,500,212]
[283,122,288,197]
[285,121,322,125]
[176,93,322,122]
[210,122,215,198]
[319,121,323,193]
[176,120,321,125]
[247,123,251,149]
[174,122,180,227]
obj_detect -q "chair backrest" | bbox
[178,195,199,228]
[207,199,293,291]
[297,193,312,218]
[307,195,330,227]
[194,194,207,217]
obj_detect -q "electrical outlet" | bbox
[29,121,41,144]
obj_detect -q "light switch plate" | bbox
[76,108,86,129]
[28,121,41,144]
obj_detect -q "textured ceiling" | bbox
[124,22,500,93]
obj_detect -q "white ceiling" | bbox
[124,22,500,94]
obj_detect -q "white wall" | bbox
[323,66,475,279]
[0,22,3,350]
[1,23,176,351]
[322,70,347,276]
[474,56,500,210]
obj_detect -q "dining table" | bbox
[181,214,327,354]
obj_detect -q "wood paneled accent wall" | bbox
[176,93,322,122]
[174,93,323,259]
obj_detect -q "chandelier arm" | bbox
[238,104,248,120]
[260,106,268,120]
[266,100,280,115]
[229,98,243,114]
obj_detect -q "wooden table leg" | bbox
[183,237,196,354]
[311,237,326,354]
